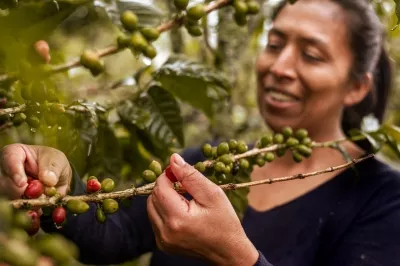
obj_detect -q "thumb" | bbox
[170,153,224,206]
[35,146,71,195]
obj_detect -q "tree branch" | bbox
[9,154,373,208]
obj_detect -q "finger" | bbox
[0,144,35,187]
[170,153,224,207]
[33,146,71,195]
[151,173,189,219]
[147,195,164,231]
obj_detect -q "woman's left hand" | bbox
[147,153,259,266]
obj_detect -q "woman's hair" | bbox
[270,0,393,137]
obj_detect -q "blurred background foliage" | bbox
[0,0,400,265]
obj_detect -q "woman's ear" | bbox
[343,73,373,107]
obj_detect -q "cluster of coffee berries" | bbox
[0,198,78,266]
[116,10,160,60]
[0,86,26,128]
[255,127,313,163]
[231,0,261,26]
[141,160,163,183]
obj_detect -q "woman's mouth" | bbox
[266,90,298,102]
[264,88,301,111]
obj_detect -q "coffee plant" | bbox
[0,0,400,265]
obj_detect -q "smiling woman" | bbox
[1,0,400,266]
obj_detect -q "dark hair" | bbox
[271,0,393,137]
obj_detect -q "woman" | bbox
[1,0,400,265]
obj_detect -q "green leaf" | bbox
[348,129,382,153]
[380,124,400,142]
[153,55,231,118]
[225,168,251,221]
[393,0,400,31]
[117,83,184,153]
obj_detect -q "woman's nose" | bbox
[269,46,297,81]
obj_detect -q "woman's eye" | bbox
[266,43,282,52]
[303,52,322,62]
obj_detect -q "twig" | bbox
[9,153,373,208]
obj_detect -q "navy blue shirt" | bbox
[41,147,400,266]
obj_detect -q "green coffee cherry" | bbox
[194,162,206,172]
[297,144,312,157]
[26,115,40,128]
[301,137,313,147]
[120,10,138,31]
[101,178,115,193]
[233,0,248,15]
[214,161,226,172]
[292,150,303,163]
[286,137,299,148]
[273,133,284,144]
[187,4,206,20]
[216,172,230,184]
[149,160,162,176]
[234,12,247,26]
[143,44,157,59]
[140,27,160,42]
[217,142,230,156]
[5,101,19,108]
[12,112,26,126]
[142,169,156,183]
[66,199,89,214]
[219,154,234,165]
[276,148,286,157]
[228,139,238,150]
[131,31,148,52]
[239,158,249,169]
[186,24,203,36]
[2,239,39,266]
[13,211,31,230]
[237,141,248,153]
[246,1,260,14]
[37,234,78,263]
[260,133,273,147]
[8,228,29,242]
[255,155,265,167]
[80,50,104,76]
[264,152,275,162]
[96,207,107,224]
[102,199,119,214]
[117,34,131,49]
[282,126,293,137]
[174,0,189,10]
[202,143,213,158]
[295,128,308,140]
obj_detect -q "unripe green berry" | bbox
[96,207,107,224]
[223,164,232,174]
[149,160,162,176]
[216,172,230,184]
[102,199,119,214]
[131,31,148,52]
[256,155,265,167]
[66,200,89,214]
[44,186,57,197]
[80,50,104,76]
[237,141,248,153]
[26,115,40,128]
[187,4,206,20]
[228,139,238,150]
[292,150,303,163]
[246,1,260,14]
[194,162,206,172]
[295,128,308,140]
[297,144,312,157]
[239,158,249,169]
[117,34,131,49]
[286,137,299,148]
[12,112,26,126]
[186,24,203,36]
[234,12,247,26]
[276,148,286,157]
[140,27,160,42]
[301,137,313,147]
[88,176,98,181]
[264,152,275,162]
[202,143,213,158]
[174,0,189,10]
[101,178,115,193]
[282,126,293,137]
[233,0,248,15]
[142,169,156,183]
[143,44,157,59]
[214,161,226,172]
[120,10,138,31]
[212,147,218,158]
[217,142,230,156]
[273,133,284,144]
[260,133,273,147]
[219,154,234,165]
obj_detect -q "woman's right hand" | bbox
[0,144,72,200]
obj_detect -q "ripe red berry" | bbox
[52,206,66,225]
[165,165,177,182]
[86,179,101,193]
[24,180,44,199]
[27,176,34,183]
[25,210,40,236]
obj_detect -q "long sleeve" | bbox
[254,251,274,266]
[40,165,156,265]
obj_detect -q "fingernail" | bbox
[43,170,57,186]
[173,153,185,166]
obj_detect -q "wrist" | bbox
[213,235,259,266]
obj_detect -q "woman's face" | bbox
[256,0,356,135]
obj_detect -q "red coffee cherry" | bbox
[86,179,101,193]
[165,165,177,183]
[25,210,40,236]
[24,180,44,199]
[33,40,51,64]
[52,206,66,225]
